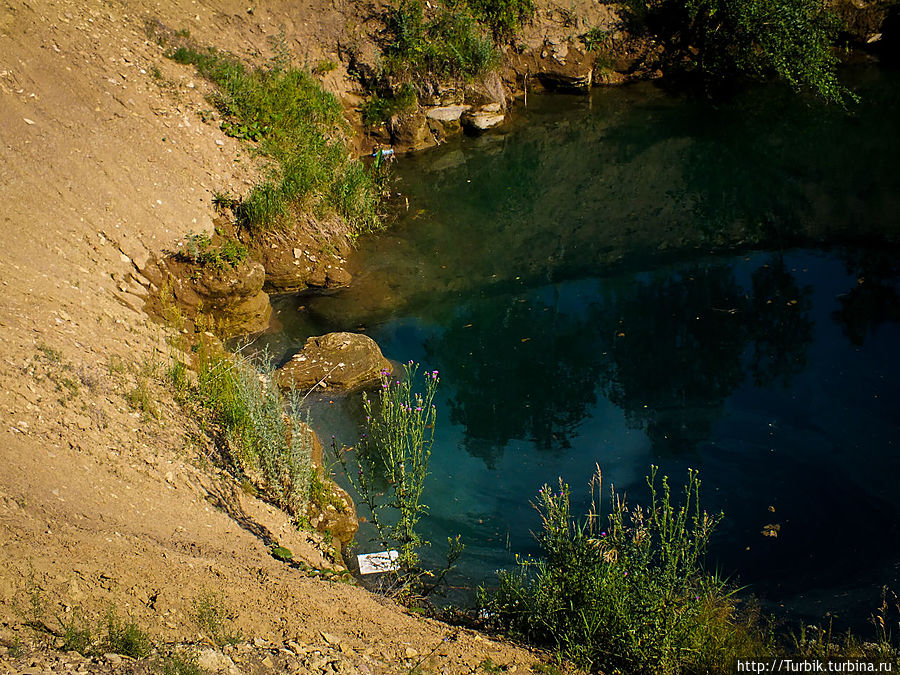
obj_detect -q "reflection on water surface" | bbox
[252,67,900,626]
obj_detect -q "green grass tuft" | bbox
[169,45,383,234]
[382,0,498,81]
[103,610,153,659]
[193,592,241,648]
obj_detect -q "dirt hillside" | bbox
[0,0,551,672]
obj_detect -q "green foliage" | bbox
[357,362,439,571]
[57,608,94,654]
[336,362,462,598]
[179,232,249,272]
[312,59,337,75]
[361,84,418,125]
[195,350,314,522]
[487,467,767,674]
[160,650,205,675]
[465,0,534,39]
[193,592,241,648]
[127,377,159,420]
[103,610,153,659]
[168,45,382,233]
[628,0,851,103]
[271,545,293,562]
[580,27,613,52]
[383,0,498,80]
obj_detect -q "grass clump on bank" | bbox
[484,467,766,673]
[192,346,314,522]
[381,0,499,80]
[177,232,249,272]
[169,44,383,233]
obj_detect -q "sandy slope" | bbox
[0,0,546,671]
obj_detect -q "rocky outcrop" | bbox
[425,104,471,139]
[275,332,392,392]
[388,109,437,152]
[152,255,272,336]
[243,222,353,294]
[306,479,359,556]
[300,423,360,556]
[829,0,897,45]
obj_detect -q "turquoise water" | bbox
[254,66,900,627]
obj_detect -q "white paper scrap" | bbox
[357,550,400,574]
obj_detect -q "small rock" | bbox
[198,648,239,673]
[104,653,123,664]
[405,647,418,658]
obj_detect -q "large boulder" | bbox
[275,332,392,392]
[389,109,436,152]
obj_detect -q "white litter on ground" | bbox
[357,550,400,574]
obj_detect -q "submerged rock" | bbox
[275,332,391,392]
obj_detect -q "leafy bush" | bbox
[193,591,242,648]
[486,467,766,673]
[169,45,382,233]
[357,362,439,571]
[361,84,418,125]
[103,610,153,659]
[383,0,498,80]
[465,0,534,39]
[627,0,851,103]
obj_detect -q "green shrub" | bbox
[627,0,851,103]
[103,611,153,659]
[486,467,767,673]
[271,545,293,562]
[57,609,94,654]
[357,362,440,571]
[465,0,534,39]
[336,362,463,598]
[361,84,418,126]
[160,649,204,675]
[193,592,241,648]
[383,0,498,80]
[179,232,249,272]
[169,45,382,233]
[312,59,337,75]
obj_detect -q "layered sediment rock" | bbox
[275,332,392,392]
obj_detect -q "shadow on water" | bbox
[253,66,900,628]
